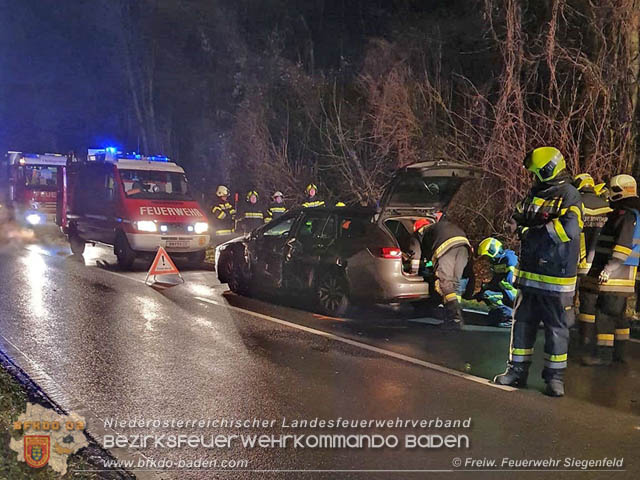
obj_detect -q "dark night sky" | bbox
[0,0,128,155]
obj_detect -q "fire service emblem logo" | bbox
[24,435,50,468]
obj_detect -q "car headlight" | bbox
[136,220,157,232]
[26,213,42,225]
[194,222,209,234]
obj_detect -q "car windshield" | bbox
[386,175,466,208]
[22,165,58,190]
[119,169,193,201]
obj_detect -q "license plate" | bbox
[166,240,190,248]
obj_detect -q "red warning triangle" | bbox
[148,247,180,276]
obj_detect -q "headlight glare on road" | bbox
[26,213,42,225]
[136,220,157,232]
[194,222,209,234]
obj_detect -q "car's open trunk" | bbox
[383,217,429,277]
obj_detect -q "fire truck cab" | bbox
[4,151,68,226]
[57,148,210,269]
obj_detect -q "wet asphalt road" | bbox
[0,232,639,479]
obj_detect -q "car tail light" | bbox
[379,247,402,259]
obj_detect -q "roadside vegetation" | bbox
[0,362,132,480]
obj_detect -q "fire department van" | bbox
[57,148,210,269]
[4,151,68,226]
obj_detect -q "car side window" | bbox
[263,215,296,237]
[339,216,369,239]
[297,214,329,241]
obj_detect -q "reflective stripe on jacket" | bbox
[420,220,471,264]
[583,199,640,295]
[265,204,287,223]
[577,189,611,275]
[513,175,583,295]
[211,200,235,234]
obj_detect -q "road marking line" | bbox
[193,296,516,391]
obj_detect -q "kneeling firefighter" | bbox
[581,174,640,366]
[477,237,518,328]
[493,147,583,397]
[416,217,474,330]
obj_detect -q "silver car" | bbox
[215,161,479,316]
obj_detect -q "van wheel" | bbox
[316,271,350,317]
[115,233,136,270]
[69,232,85,256]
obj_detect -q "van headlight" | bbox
[135,220,157,232]
[194,222,209,234]
[26,213,43,225]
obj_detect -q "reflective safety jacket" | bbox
[420,220,471,264]
[487,249,519,304]
[210,199,236,235]
[513,174,584,296]
[577,188,611,275]
[265,203,287,223]
[302,195,325,208]
[583,197,640,296]
[236,203,265,233]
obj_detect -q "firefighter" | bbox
[302,184,325,208]
[493,147,583,397]
[210,185,235,236]
[236,190,264,234]
[265,191,287,223]
[477,237,518,328]
[581,174,640,366]
[417,216,473,330]
[573,173,611,349]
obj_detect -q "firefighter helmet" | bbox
[413,218,432,232]
[478,237,504,259]
[594,182,608,199]
[609,174,637,202]
[246,190,259,201]
[305,183,318,195]
[272,191,284,200]
[573,173,595,192]
[216,185,230,197]
[523,147,566,183]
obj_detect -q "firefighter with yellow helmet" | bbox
[302,184,325,208]
[572,173,611,349]
[581,174,640,366]
[476,237,518,328]
[236,190,264,233]
[493,147,583,397]
[210,185,236,236]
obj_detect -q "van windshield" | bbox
[119,169,193,201]
[22,165,58,190]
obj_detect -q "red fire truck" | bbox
[4,151,68,226]
[57,148,210,269]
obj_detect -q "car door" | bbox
[377,160,481,224]
[250,213,299,289]
[283,211,337,291]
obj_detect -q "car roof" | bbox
[289,206,376,216]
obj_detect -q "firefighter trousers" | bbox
[595,294,630,347]
[509,291,571,380]
[434,246,469,321]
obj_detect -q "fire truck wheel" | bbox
[115,232,136,270]
[69,233,85,256]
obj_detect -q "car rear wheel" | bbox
[115,233,136,270]
[316,271,350,317]
[69,231,85,256]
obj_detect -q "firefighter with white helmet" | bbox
[581,174,640,366]
[265,191,287,223]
